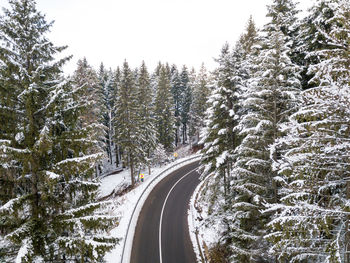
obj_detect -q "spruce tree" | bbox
[114,61,140,186]
[72,58,105,158]
[98,63,115,165]
[188,63,210,144]
[0,1,117,261]
[229,6,301,260]
[135,61,156,174]
[154,65,175,152]
[170,65,182,147]
[267,1,350,261]
[179,65,192,144]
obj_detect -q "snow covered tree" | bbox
[72,58,105,157]
[297,0,341,90]
[200,42,238,203]
[112,66,122,167]
[114,60,141,186]
[179,65,192,144]
[0,0,117,261]
[98,63,116,165]
[188,63,210,144]
[154,65,175,152]
[135,61,156,174]
[266,1,350,261]
[170,65,182,147]
[229,6,301,260]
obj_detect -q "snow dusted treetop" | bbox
[0,0,117,261]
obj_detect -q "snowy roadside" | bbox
[188,174,223,263]
[100,154,201,263]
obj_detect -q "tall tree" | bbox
[179,65,192,144]
[135,61,156,174]
[98,63,115,165]
[267,1,350,261]
[154,65,175,152]
[72,58,105,157]
[189,63,210,144]
[170,65,182,147]
[0,0,117,261]
[114,61,140,186]
[229,5,301,260]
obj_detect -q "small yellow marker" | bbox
[174,152,178,158]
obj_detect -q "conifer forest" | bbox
[1,0,350,262]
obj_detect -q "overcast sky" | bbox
[0,0,314,74]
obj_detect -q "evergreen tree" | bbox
[114,61,140,186]
[135,61,156,174]
[0,1,117,261]
[189,63,210,144]
[112,66,122,167]
[229,7,301,260]
[98,63,115,165]
[297,0,341,90]
[154,65,175,152]
[170,65,182,147]
[179,65,192,144]
[72,58,105,157]
[267,1,350,261]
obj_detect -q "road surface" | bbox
[130,161,200,263]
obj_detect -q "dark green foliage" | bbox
[0,1,117,261]
[154,65,175,152]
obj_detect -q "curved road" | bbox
[130,161,200,263]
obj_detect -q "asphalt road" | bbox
[130,161,200,263]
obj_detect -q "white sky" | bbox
[0,0,314,74]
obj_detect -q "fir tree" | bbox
[114,61,140,186]
[135,61,156,174]
[154,65,175,152]
[98,63,115,165]
[179,65,192,144]
[0,1,117,261]
[72,58,105,158]
[189,63,210,144]
[170,65,182,147]
[266,1,350,261]
[229,8,301,260]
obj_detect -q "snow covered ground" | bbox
[99,150,200,262]
[188,174,224,262]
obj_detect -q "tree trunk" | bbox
[129,153,135,186]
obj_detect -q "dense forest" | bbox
[199,0,350,262]
[0,0,210,261]
[0,0,350,262]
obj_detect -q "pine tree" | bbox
[188,63,210,144]
[267,1,350,261]
[170,65,182,147]
[114,61,140,186]
[154,65,175,152]
[229,6,301,260]
[72,58,105,158]
[0,1,117,261]
[112,66,122,167]
[98,63,115,165]
[179,65,192,144]
[297,0,341,90]
[135,61,156,174]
